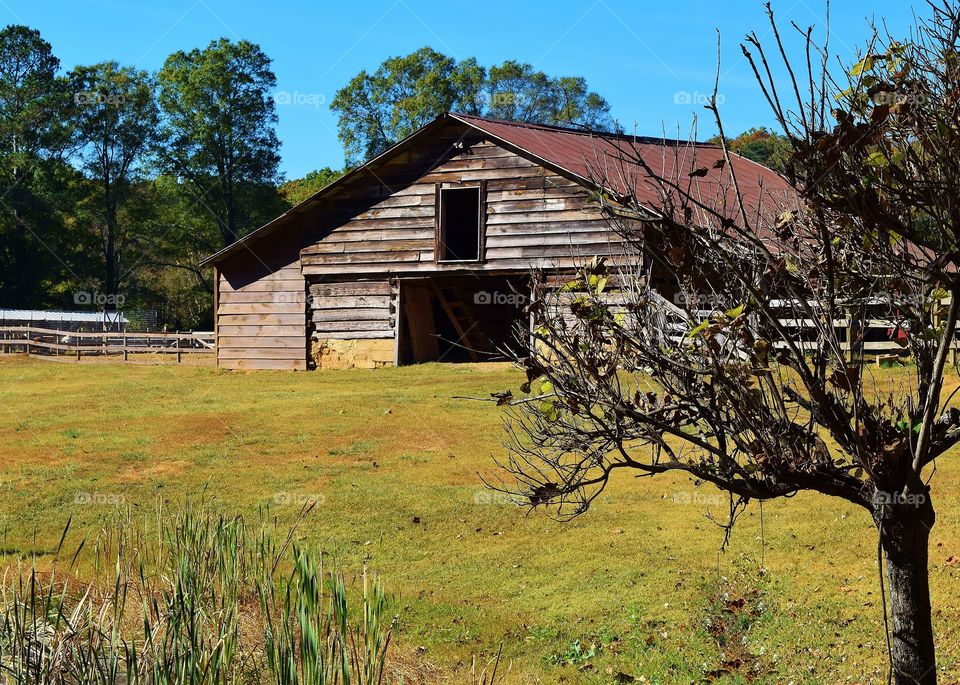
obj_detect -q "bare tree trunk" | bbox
[105,219,117,312]
[878,497,937,685]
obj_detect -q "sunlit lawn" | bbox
[1,354,960,683]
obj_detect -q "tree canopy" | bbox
[331,47,613,165]
[485,60,613,131]
[279,167,343,206]
[0,25,72,307]
[707,127,789,173]
[156,38,282,247]
[69,61,158,305]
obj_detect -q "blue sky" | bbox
[4,0,917,179]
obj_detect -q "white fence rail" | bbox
[648,293,922,363]
[0,326,215,362]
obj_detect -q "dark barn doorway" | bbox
[398,275,530,364]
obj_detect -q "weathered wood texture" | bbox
[309,278,396,341]
[217,247,307,370]
[213,130,637,369]
[299,140,629,276]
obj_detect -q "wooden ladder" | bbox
[430,282,485,361]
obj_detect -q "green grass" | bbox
[2,355,960,683]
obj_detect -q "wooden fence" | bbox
[651,293,926,364]
[0,326,215,363]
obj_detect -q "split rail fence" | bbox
[650,293,951,365]
[0,326,214,363]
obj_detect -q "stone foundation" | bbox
[311,338,394,370]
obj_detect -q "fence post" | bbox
[953,305,959,366]
[176,333,181,364]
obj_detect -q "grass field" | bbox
[1,354,960,683]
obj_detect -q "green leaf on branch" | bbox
[851,56,875,76]
[688,320,709,338]
[539,401,559,422]
[725,304,745,319]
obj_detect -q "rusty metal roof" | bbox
[448,112,792,225]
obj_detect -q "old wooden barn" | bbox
[201,113,788,370]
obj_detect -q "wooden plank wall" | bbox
[300,140,629,277]
[217,251,307,370]
[309,279,396,340]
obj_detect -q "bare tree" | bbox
[494,3,960,683]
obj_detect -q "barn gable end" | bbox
[299,139,620,277]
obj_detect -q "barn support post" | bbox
[212,265,219,368]
[392,277,401,367]
[302,279,309,371]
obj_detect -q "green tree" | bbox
[485,60,612,130]
[69,62,158,307]
[331,47,485,165]
[279,166,342,207]
[156,38,282,247]
[0,25,73,307]
[332,49,613,165]
[135,175,220,329]
[709,127,790,173]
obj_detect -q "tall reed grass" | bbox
[0,503,394,685]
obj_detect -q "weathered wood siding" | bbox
[212,133,636,370]
[309,279,396,340]
[300,140,626,276]
[217,249,307,370]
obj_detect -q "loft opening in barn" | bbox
[201,112,789,370]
